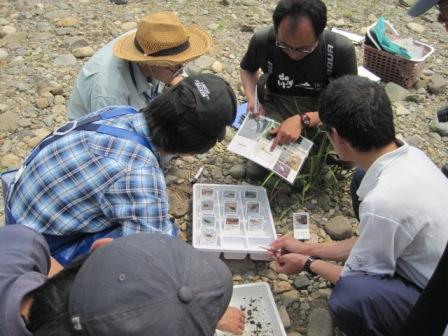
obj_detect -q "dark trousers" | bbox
[328,273,421,336]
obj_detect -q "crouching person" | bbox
[3,74,236,265]
[268,75,448,335]
[0,225,245,336]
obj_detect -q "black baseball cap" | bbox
[68,233,233,336]
[170,73,237,141]
[408,0,439,16]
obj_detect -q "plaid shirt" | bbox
[10,110,174,237]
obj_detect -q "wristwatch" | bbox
[299,113,311,129]
[304,256,318,275]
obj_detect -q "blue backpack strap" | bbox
[77,124,157,154]
[24,106,139,165]
[5,106,143,224]
[99,105,139,119]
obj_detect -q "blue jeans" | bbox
[329,273,421,336]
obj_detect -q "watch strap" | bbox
[304,256,318,275]
[299,113,311,128]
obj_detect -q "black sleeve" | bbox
[333,34,358,77]
[399,243,448,336]
[240,32,262,72]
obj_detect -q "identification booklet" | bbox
[228,114,314,184]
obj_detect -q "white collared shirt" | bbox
[342,141,448,289]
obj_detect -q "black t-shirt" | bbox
[240,26,358,97]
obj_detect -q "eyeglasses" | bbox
[275,40,318,54]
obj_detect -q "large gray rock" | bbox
[185,55,215,75]
[0,111,19,132]
[0,48,9,60]
[224,257,256,274]
[72,46,94,58]
[210,166,223,180]
[246,160,268,180]
[324,215,353,240]
[294,274,311,290]
[64,37,89,51]
[307,308,334,336]
[229,164,246,179]
[1,153,21,168]
[407,22,425,33]
[385,82,411,102]
[36,22,52,32]
[54,54,77,66]
[0,25,17,37]
[430,118,448,137]
[2,32,27,44]
[0,104,9,113]
[44,10,73,19]
[279,289,300,308]
[394,103,410,116]
[427,74,447,95]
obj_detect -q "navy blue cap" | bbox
[170,73,237,141]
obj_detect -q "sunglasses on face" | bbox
[275,40,318,54]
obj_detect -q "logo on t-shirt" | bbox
[277,73,293,89]
[194,80,210,100]
[267,61,274,74]
[296,82,314,90]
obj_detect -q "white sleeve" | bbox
[342,212,413,276]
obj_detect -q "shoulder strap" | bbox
[24,106,139,165]
[255,26,276,74]
[5,106,155,224]
[77,124,155,153]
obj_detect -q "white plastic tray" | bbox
[192,183,277,260]
[216,282,287,336]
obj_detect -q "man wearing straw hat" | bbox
[67,12,212,120]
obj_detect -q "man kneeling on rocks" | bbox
[269,75,448,335]
[3,73,236,266]
[0,225,245,336]
[67,12,211,120]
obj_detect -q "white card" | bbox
[293,212,310,240]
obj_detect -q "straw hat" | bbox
[113,12,212,66]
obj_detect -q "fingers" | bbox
[269,235,287,251]
[91,238,114,251]
[270,132,281,151]
[275,255,288,273]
